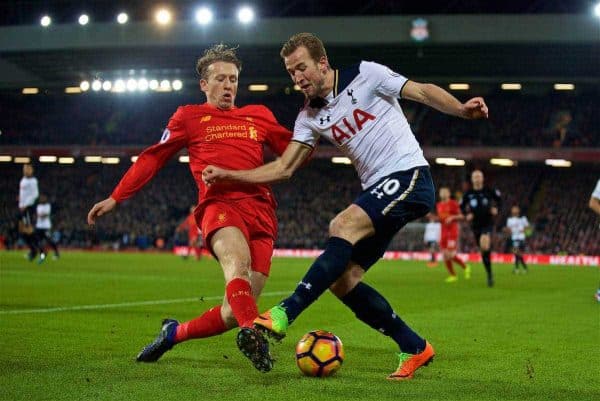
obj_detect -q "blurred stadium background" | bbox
[0,0,599,257]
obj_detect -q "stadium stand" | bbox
[1,161,598,254]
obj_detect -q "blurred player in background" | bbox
[505,205,529,274]
[203,32,489,379]
[35,194,60,261]
[87,44,291,372]
[176,205,203,260]
[436,187,470,283]
[460,170,501,287]
[18,163,44,262]
[588,178,600,302]
[423,214,440,267]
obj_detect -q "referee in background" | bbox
[460,170,502,287]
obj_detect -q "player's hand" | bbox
[87,197,117,225]
[466,213,474,222]
[490,206,498,216]
[461,97,489,119]
[202,165,229,186]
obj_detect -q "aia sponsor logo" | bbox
[330,108,376,145]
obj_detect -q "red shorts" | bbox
[440,234,458,251]
[198,197,277,276]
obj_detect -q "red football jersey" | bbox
[436,199,461,238]
[111,103,292,212]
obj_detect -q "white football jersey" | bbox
[423,222,441,243]
[19,176,39,208]
[36,203,52,229]
[292,61,428,189]
[506,216,529,241]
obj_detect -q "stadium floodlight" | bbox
[172,80,183,91]
[126,78,138,92]
[149,79,159,90]
[117,12,128,24]
[545,159,572,167]
[237,6,255,24]
[0,155,13,162]
[155,9,172,25]
[138,78,149,91]
[14,157,31,164]
[160,79,171,91]
[293,84,301,91]
[554,83,575,91]
[248,84,268,91]
[595,2,600,18]
[40,15,51,27]
[92,80,102,91]
[449,83,469,90]
[101,157,120,164]
[78,14,89,25]
[179,155,190,163]
[58,157,75,164]
[80,81,90,91]
[113,79,126,92]
[195,7,213,25]
[501,83,521,90]
[22,88,39,95]
[102,80,112,91]
[84,156,102,163]
[39,155,57,163]
[65,87,82,94]
[130,156,139,163]
[331,157,352,165]
[490,158,516,167]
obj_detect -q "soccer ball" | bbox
[295,330,345,377]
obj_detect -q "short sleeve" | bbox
[292,112,319,148]
[592,179,600,199]
[360,61,408,99]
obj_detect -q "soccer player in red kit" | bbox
[436,187,470,283]
[87,45,291,372]
[176,205,203,260]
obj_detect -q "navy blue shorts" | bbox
[351,166,435,270]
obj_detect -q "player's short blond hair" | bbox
[280,33,327,63]
[196,44,242,80]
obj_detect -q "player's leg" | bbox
[443,249,458,283]
[479,232,494,287]
[45,230,60,258]
[257,204,374,332]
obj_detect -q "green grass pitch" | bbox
[0,251,598,401]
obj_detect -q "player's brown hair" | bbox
[280,33,327,62]
[195,44,242,80]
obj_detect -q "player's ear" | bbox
[199,79,208,92]
[318,56,328,74]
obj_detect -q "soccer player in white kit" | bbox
[423,214,441,266]
[203,33,489,379]
[36,194,60,260]
[588,179,600,302]
[505,205,529,274]
[18,164,43,261]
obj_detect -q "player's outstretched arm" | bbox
[589,196,600,216]
[401,81,488,120]
[87,197,117,225]
[203,141,312,185]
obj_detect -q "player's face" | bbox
[200,62,239,110]
[471,171,484,188]
[511,206,520,216]
[439,188,450,201]
[284,46,328,99]
[23,164,33,177]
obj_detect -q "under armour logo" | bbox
[319,115,331,125]
[347,89,357,104]
[299,281,312,290]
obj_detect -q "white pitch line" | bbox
[0,290,290,315]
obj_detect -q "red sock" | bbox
[226,278,258,328]
[444,259,456,276]
[174,305,228,343]
[452,255,467,269]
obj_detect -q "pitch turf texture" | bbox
[1,252,598,401]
